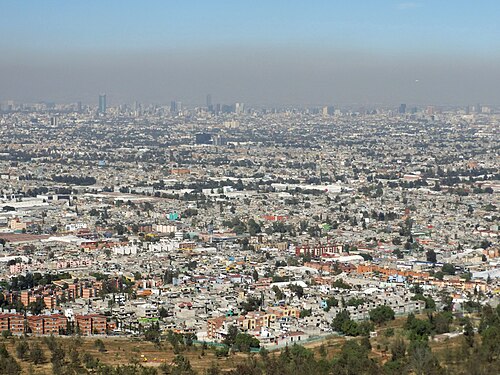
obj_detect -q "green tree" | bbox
[426,249,437,263]
[390,336,407,362]
[15,340,29,360]
[432,311,453,334]
[171,354,196,375]
[234,333,260,352]
[463,319,475,348]
[0,343,21,375]
[481,325,500,363]
[144,322,161,343]
[332,310,351,333]
[331,340,380,375]
[252,269,259,282]
[224,325,238,347]
[94,339,106,353]
[369,305,395,325]
[247,219,261,236]
[29,343,46,365]
[441,263,455,275]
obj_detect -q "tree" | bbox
[441,263,455,275]
[289,284,304,299]
[360,336,372,351]
[159,306,168,318]
[299,309,312,318]
[405,314,433,341]
[241,295,262,312]
[224,325,238,347]
[0,343,21,375]
[331,340,380,375]
[332,278,351,289]
[332,310,351,333]
[432,311,453,334]
[170,354,196,375]
[481,325,500,363]
[205,362,222,375]
[247,219,261,236]
[234,333,260,352]
[144,322,161,343]
[369,305,395,325]
[324,296,338,312]
[1,330,11,339]
[407,341,443,375]
[426,249,437,263]
[390,336,407,362]
[28,299,46,315]
[272,286,284,301]
[252,269,259,282]
[15,340,29,360]
[94,339,106,353]
[29,343,46,364]
[463,319,474,348]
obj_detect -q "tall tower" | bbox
[98,94,107,114]
[170,101,177,114]
[206,94,212,108]
[398,103,406,114]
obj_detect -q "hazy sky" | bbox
[1,0,500,106]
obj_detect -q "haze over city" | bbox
[0,2,499,375]
[1,0,500,106]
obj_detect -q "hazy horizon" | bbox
[2,1,500,106]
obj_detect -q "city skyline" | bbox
[1,1,500,105]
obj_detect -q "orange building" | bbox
[8,314,25,334]
[43,315,67,335]
[76,314,107,335]
[355,264,429,280]
[0,314,10,332]
[43,295,56,310]
[207,316,226,340]
[82,288,94,299]
[27,316,44,335]
[20,291,31,306]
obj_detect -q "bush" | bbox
[215,346,229,357]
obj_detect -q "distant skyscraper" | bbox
[235,102,244,115]
[98,94,107,114]
[398,103,406,114]
[206,94,212,108]
[170,101,177,114]
[322,106,335,116]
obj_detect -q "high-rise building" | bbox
[398,103,406,114]
[206,94,212,108]
[235,102,244,115]
[322,106,335,116]
[98,94,107,114]
[170,101,182,114]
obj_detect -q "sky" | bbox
[1,0,500,106]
